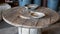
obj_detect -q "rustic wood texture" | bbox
[2,7,60,28]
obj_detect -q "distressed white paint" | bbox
[30,28,41,34]
[18,27,41,34]
[30,28,38,34]
[18,27,22,34]
[22,28,29,34]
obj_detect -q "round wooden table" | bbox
[2,7,60,34]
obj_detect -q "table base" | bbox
[18,27,41,34]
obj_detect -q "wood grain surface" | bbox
[2,7,60,28]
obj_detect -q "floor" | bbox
[0,21,18,34]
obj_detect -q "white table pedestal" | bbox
[18,27,41,34]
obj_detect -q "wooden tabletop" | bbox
[2,7,60,28]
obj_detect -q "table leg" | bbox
[18,27,42,34]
